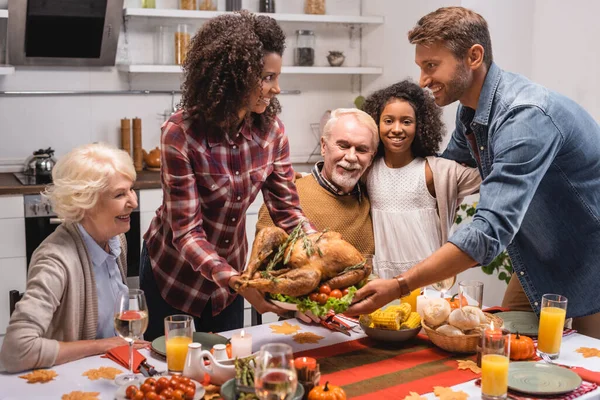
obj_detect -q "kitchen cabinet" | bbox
[0,195,26,335]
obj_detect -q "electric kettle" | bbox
[24,148,56,184]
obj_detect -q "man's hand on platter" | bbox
[343,279,401,316]
[229,275,288,316]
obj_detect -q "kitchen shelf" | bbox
[118,64,382,75]
[0,10,7,19]
[0,65,15,75]
[123,8,384,24]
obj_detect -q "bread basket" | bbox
[422,312,504,354]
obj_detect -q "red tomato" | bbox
[140,383,154,394]
[176,383,188,393]
[317,293,328,305]
[308,292,319,302]
[144,378,157,387]
[157,395,167,400]
[169,377,181,389]
[178,377,191,386]
[319,284,331,295]
[145,392,159,400]
[172,389,185,400]
[160,387,174,399]
[132,392,145,400]
[155,377,170,393]
[184,385,196,399]
[342,288,349,296]
[329,289,343,299]
[125,385,138,399]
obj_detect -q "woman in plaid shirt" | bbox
[140,12,313,340]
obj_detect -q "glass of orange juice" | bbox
[481,323,510,400]
[537,294,568,360]
[400,288,421,313]
[165,315,194,374]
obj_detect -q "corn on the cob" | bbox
[384,303,412,324]
[371,310,401,330]
[400,312,421,330]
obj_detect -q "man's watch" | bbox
[393,274,411,298]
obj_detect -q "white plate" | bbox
[114,376,205,400]
[269,299,298,311]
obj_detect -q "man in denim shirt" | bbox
[347,6,600,338]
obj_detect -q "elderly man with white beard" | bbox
[256,108,379,255]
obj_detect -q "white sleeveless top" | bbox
[366,157,442,278]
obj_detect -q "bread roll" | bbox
[448,306,486,331]
[436,324,464,336]
[423,298,451,327]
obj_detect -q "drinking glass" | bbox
[481,324,510,400]
[255,343,298,400]
[165,315,194,374]
[431,275,456,298]
[114,289,148,386]
[459,280,484,308]
[537,294,568,360]
[400,288,421,313]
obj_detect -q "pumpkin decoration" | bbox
[446,294,468,310]
[308,381,347,400]
[508,332,536,360]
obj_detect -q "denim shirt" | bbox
[78,224,128,338]
[443,63,600,318]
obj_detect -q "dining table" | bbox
[1,316,599,400]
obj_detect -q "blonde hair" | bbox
[44,143,136,222]
[322,108,379,150]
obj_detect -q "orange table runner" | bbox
[295,334,478,399]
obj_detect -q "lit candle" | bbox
[416,295,430,318]
[294,357,317,371]
[481,321,510,399]
[231,330,253,358]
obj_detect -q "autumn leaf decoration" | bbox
[576,347,600,358]
[457,359,481,374]
[269,321,302,335]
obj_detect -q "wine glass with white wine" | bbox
[255,343,298,400]
[431,276,457,298]
[114,289,148,386]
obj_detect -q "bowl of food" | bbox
[359,303,422,342]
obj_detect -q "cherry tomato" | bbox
[169,377,181,389]
[172,389,185,400]
[329,289,343,299]
[132,391,145,400]
[140,383,154,394]
[317,293,328,305]
[319,284,331,295]
[125,385,138,399]
[342,288,349,296]
[178,377,191,386]
[155,377,170,393]
[157,396,167,400]
[160,387,174,399]
[144,378,157,387]
[176,383,188,393]
[308,292,319,302]
[145,392,159,400]
[184,385,196,399]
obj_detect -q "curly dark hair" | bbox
[362,80,445,158]
[181,11,286,133]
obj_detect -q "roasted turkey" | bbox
[235,224,371,297]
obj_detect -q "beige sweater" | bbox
[426,156,482,243]
[0,222,127,373]
[256,174,375,255]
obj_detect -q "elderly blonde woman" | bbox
[0,143,143,373]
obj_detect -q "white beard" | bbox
[330,161,361,191]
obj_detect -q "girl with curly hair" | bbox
[141,11,313,339]
[362,80,481,278]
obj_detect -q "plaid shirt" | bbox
[144,110,311,316]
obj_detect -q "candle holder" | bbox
[294,357,320,400]
[481,323,510,400]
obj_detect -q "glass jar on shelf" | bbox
[304,0,325,15]
[141,0,156,8]
[294,30,315,67]
[198,0,217,10]
[175,24,191,65]
[180,0,196,10]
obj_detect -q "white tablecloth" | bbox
[1,319,599,399]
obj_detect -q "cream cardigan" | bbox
[0,222,127,373]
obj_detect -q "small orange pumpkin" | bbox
[308,381,347,400]
[509,332,536,360]
[446,293,468,310]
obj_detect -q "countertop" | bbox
[0,170,161,196]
